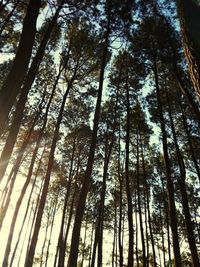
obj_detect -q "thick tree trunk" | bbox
[177,0,200,98]
[0,0,41,131]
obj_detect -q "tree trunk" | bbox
[178,92,200,181]
[24,79,72,267]
[57,137,76,267]
[67,6,111,266]
[140,136,157,267]
[80,214,88,267]
[125,76,134,267]
[2,139,45,267]
[118,121,124,267]
[40,203,52,267]
[177,0,200,98]
[15,202,34,267]
[0,0,41,131]
[135,198,139,267]
[156,9,200,122]
[44,195,58,267]
[166,87,200,266]
[136,130,146,267]
[55,150,81,266]
[0,91,45,224]
[152,39,182,266]
[88,214,95,267]
[8,146,45,267]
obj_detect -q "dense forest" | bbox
[0,0,199,266]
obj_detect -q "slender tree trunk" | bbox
[161,177,172,265]
[152,39,182,266]
[144,199,149,267]
[0,0,41,131]
[135,198,139,267]
[117,119,124,267]
[140,136,157,267]
[2,141,45,267]
[57,137,76,267]
[88,213,95,267]
[97,94,119,267]
[90,216,99,267]
[112,181,117,267]
[24,78,73,267]
[81,214,88,267]
[0,92,45,224]
[136,130,146,267]
[40,203,52,267]
[25,177,44,261]
[44,195,58,267]
[178,92,200,181]
[160,209,166,267]
[125,76,134,267]
[8,146,45,267]
[56,152,81,266]
[67,6,111,266]
[15,202,34,267]
[166,87,200,266]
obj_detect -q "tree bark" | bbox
[177,0,200,98]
